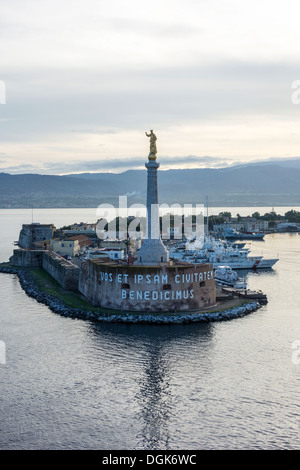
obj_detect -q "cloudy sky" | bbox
[1,0,300,174]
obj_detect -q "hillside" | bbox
[1,160,300,208]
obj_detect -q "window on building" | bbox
[162,284,172,290]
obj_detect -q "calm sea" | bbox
[0,208,300,450]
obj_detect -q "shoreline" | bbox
[0,263,263,324]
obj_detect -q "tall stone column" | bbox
[146,160,160,241]
[136,132,169,265]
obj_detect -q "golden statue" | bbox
[145,130,157,160]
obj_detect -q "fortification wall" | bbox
[79,260,216,312]
[41,251,79,291]
[11,249,79,291]
[11,249,43,267]
[18,224,54,249]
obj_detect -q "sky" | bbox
[1,0,300,174]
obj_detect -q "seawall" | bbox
[0,264,263,324]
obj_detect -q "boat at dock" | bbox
[217,227,265,240]
[168,235,278,269]
[214,265,247,289]
[221,286,268,304]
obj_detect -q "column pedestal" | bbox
[136,160,169,265]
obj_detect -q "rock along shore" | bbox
[0,265,263,324]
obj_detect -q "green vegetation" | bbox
[284,210,300,223]
[25,267,185,316]
[27,267,104,312]
[218,211,232,218]
[209,210,300,227]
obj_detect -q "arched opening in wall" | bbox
[121,283,130,289]
[200,281,206,288]
[162,284,172,290]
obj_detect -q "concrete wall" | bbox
[79,260,216,312]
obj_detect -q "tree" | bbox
[285,210,300,223]
[219,211,231,219]
[263,211,280,221]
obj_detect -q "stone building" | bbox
[67,234,94,251]
[18,223,55,249]
[50,239,80,257]
[79,260,215,313]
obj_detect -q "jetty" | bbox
[220,286,268,304]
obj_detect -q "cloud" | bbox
[1,0,300,172]
[70,128,118,135]
[103,17,201,39]
[1,155,234,175]
[1,163,37,172]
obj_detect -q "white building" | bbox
[277,222,300,232]
[213,218,268,233]
[87,248,125,261]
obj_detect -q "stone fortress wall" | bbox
[79,260,216,312]
[18,224,55,249]
[11,249,79,291]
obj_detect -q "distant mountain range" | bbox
[1,158,300,208]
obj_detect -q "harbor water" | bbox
[0,208,300,450]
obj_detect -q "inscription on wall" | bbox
[99,270,214,301]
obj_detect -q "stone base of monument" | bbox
[135,238,169,265]
[78,260,216,313]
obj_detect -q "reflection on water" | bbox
[1,209,300,449]
[137,340,172,449]
[88,322,213,450]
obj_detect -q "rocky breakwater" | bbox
[0,264,264,324]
